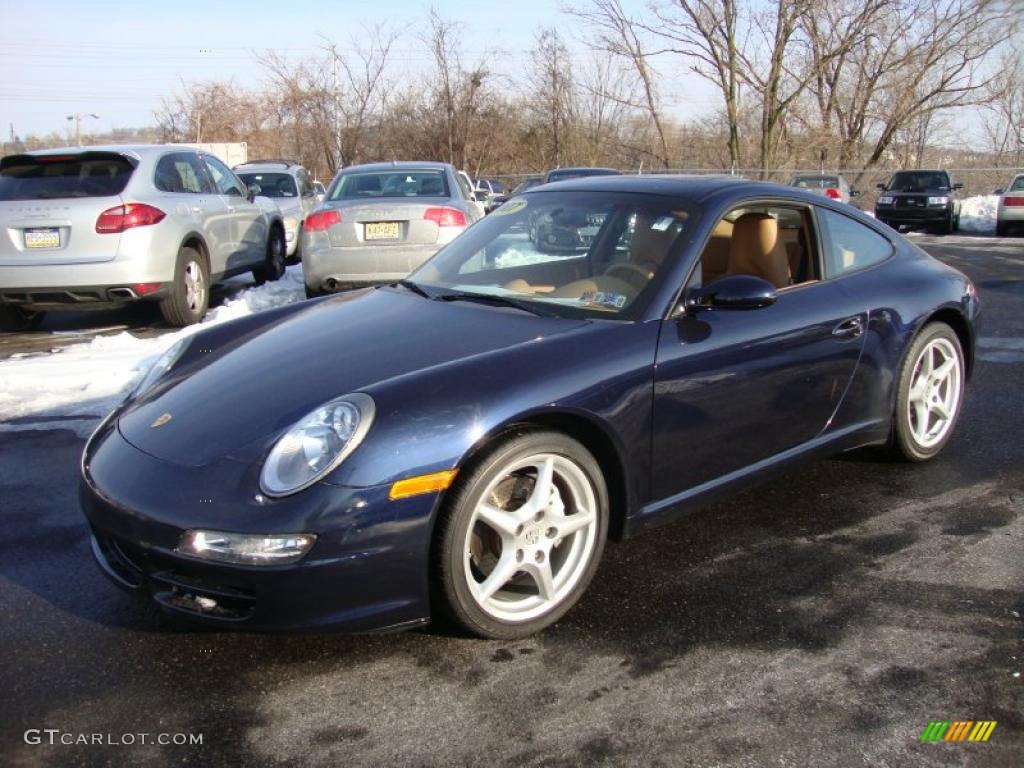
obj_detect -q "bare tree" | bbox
[569,0,672,168]
[527,27,575,167]
[981,51,1024,165]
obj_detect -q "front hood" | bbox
[118,289,587,467]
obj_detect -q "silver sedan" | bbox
[301,162,483,297]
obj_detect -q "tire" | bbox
[304,285,323,299]
[0,306,45,332]
[934,213,953,235]
[253,227,286,285]
[996,219,1008,237]
[159,246,209,327]
[434,429,608,639]
[890,323,965,461]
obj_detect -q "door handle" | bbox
[832,316,864,339]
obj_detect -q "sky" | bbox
[0,0,722,142]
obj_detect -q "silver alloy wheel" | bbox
[271,233,284,269]
[184,260,206,313]
[907,337,962,449]
[463,453,598,622]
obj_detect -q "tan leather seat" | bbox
[726,213,791,288]
[701,219,733,282]
[628,213,678,273]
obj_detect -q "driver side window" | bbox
[690,204,819,291]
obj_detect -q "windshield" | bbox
[408,191,697,320]
[0,152,135,200]
[331,170,449,200]
[886,171,950,192]
[793,176,838,189]
[237,172,297,198]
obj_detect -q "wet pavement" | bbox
[1,235,1021,767]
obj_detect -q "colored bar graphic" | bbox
[921,722,949,742]
[920,720,997,742]
[968,722,997,742]
[944,721,973,741]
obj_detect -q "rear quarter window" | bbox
[818,208,893,277]
[0,153,135,200]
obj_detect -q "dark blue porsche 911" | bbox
[81,175,979,639]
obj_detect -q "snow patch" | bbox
[0,266,305,426]
[958,195,998,234]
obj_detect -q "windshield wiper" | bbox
[394,279,431,299]
[433,291,555,317]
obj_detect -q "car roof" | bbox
[18,144,176,159]
[342,161,451,173]
[533,173,769,200]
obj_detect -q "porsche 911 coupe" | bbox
[80,175,979,639]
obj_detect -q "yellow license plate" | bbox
[364,221,400,240]
[24,228,60,248]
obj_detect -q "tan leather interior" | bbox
[701,219,733,283]
[549,274,637,301]
[726,213,792,288]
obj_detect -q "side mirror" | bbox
[474,190,489,202]
[850,189,861,197]
[993,188,1004,195]
[246,183,261,201]
[875,183,886,191]
[952,182,963,190]
[685,274,778,312]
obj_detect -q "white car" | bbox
[996,174,1024,237]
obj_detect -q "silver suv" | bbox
[0,145,286,329]
[234,160,318,261]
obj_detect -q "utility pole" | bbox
[66,112,99,146]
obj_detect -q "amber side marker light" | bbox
[389,470,458,500]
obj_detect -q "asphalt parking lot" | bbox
[1,233,1021,767]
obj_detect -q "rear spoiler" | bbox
[0,151,140,170]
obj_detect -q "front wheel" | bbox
[434,430,608,639]
[891,323,965,461]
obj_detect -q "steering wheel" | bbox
[604,262,654,291]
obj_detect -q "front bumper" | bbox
[874,206,952,225]
[80,420,438,631]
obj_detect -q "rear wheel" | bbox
[890,323,965,461]
[434,430,608,639]
[0,306,46,332]
[159,246,208,327]
[253,227,286,285]
[996,219,1009,237]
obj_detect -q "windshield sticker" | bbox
[651,216,675,231]
[580,291,628,309]
[492,198,528,216]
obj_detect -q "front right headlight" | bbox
[260,393,375,497]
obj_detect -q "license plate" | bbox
[24,228,60,249]
[364,221,400,240]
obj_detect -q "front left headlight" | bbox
[877,195,894,205]
[260,393,375,497]
[928,196,950,205]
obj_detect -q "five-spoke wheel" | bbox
[436,431,607,638]
[893,323,965,460]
